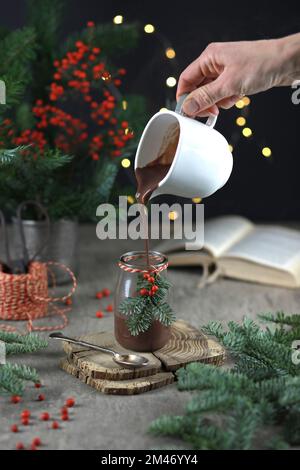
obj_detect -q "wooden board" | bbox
[59,320,225,394]
[153,319,225,371]
[62,330,162,380]
[60,357,174,395]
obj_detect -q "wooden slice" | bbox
[154,319,225,371]
[60,357,174,395]
[62,330,162,380]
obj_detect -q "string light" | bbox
[242,127,252,138]
[144,24,155,34]
[122,100,128,110]
[192,197,202,204]
[168,211,178,221]
[113,15,123,24]
[125,127,134,137]
[243,96,251,106]
[262,147,272,157]
[165,47,176,59]
[127,195,135,204]
[166,76,177,87]
[235,99,245,109]
[121,158,131,168]
[236,116,246,127]
[228,144,233,152]
[159,107,168,112]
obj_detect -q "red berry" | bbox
[96,291,103,299]
[34,383,41,388]
[20,409,30,419]
[151,285,159,293]
[16,442,24,450]
[52,421,59,429]
[11,424,19,433]
[106,304,113,312]
[21,417,29,426]
[61,406,68,415]
[148,290,154,297]
[102,288,111,297]
[32,437,41,447]
[96,311,104,318]
[87,21,95,28]
[140,288,148,296]
[148,276,155,284]
[143,273,150,280]
[65,297,72,306]
[11,395,21,404]
[38,394,45,401]
[40,412,50,421]
[65,397,75,408]
[61,414,69,421]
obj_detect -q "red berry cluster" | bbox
[10,385,76,450]
[0,20,134,162]
[140,273,159,297]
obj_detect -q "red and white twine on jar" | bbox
[118,253,168,274]
[0,261,77,333]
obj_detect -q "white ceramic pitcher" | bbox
[134,93,233,200]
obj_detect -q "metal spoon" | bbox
[49,332,149,369]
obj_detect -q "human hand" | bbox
[177,34,300,117]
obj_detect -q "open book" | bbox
[155,216,300,288]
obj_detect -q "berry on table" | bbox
[52,421,59,429]
[65,397,75,408]
[96,311,104,318]
[61,414,69,421]
[38,394,45,401]
[16,442,24,450]
[40,412,50,421]
[20,410,30,419]
[11,395,21,404]
[32,437,41,447]
[34,383,42,389]
[10,424,19,433]
[21,417,29,426]
[96,291,103,299]
[106,304,113,312]
[102,288,111,297]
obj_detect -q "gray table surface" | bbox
[1,225,300,450]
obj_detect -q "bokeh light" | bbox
[236,116,246,127]
[144,24,155,34]
[192,197,202,204]
[166,76,177,87]
[242,127,253,137]
[165,47,176,59]
[113,15,123,24]
[168,211,178,221]
[121,158,131,168]
[262,147,272,157]
[235,99,245,109]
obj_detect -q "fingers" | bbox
[182,75,230,116]
[176,57,207,99]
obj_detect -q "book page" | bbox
[222,226,300,274]
[204,216,254,257]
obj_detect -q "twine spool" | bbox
[0,261,77,333]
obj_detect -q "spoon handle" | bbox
[50,333,116,356]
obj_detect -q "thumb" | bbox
[182,76,229,116]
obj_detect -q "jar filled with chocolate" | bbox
[114,251,175,352]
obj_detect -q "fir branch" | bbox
[0,146,28,166]
[0,331,48,355]
[259,311,300,327]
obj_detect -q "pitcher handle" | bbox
[175,93,218,128]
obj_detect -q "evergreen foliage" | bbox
[119,273,175,336]
[149,313,300,449]
[0,331,47,395]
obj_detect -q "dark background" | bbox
[2,0,300,220]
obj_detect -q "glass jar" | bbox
[114,251,172,352]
